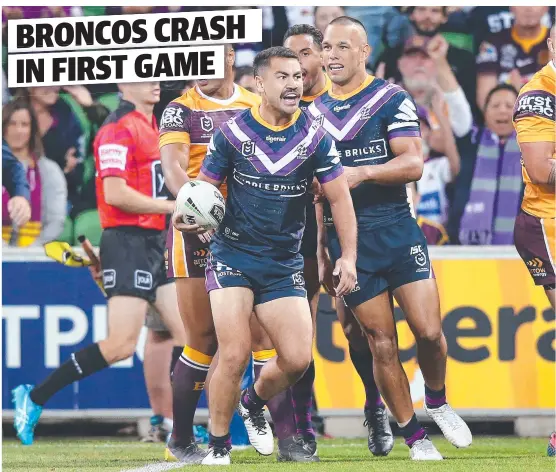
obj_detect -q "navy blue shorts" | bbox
[205,242,307,306]
[328,215,434,308]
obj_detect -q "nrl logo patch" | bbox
[200,116,214,132]
[241,140,255,157]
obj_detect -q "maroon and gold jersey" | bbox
[477,26,550,86]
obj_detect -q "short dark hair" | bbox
[283,24,324,49]
[235,66,254,82]
[2,97,44,157]
[484,83,518,110]
[328,15,367,35]
[406,6,448,17]
[253,46,299,76]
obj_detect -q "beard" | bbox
[411,21,440,38]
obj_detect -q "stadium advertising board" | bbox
[314,258,555,411]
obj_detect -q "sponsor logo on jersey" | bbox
[292,271,305,287]
[477,41,497,64]
[193,249,209,257]
[200,115,214,132]
[160,106,184,129]
[223,226,240,241]
[98,144,128,171]
[338,138,387,161]
[266,135,287,143]
[334,103,351,113]
[233,170,308,196]
[526,258,547,277]
[516,93,554,120]
[135,270,153,290]
[395,98,418,122]
[410,245,428,270]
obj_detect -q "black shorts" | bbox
[301,197,318,259]
[100,226,170,302]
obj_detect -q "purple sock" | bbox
[253,361,297,440]
[349,344,384,410]
[425,385,447,409]
[290,360,316,440]
[400,414,428,447]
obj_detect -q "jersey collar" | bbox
[329,74,374,101]
[511,25,548,54]
[251,105,301,132]
[195,83,240,106]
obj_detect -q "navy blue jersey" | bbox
[308,76,420,228]
[201,107,343,257]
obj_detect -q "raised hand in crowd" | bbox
[64,147,79,174]
[7,196,31,228]
[62,86,94,108]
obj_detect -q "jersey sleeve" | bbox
[313,132,344,184]
[513,89,556,143]
[95,123,134,179]
[385,91,421,141]
[200,129,231,182]
[158,101,193,149]
[476,40,499,75]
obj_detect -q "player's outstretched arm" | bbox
[321,174,357,297]
[160,142,191,197]
[104,177,174,214]
[520,141,556,190]
[343,136,424,189]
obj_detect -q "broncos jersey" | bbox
[513,61,556,219]
[201,106,343,257]
[308,75,421,228]
[158,84,260,197]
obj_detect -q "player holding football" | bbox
[310,17,473,460]
[12,82,187,446]
[513,25,556,309]
[283,24,393,456]
[159,45,302,462]
[174,46,357,465]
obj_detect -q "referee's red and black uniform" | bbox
[94,100,170,302]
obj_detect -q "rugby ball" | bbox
[175,180,225,231]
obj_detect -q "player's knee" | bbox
[369,334,398,364]
[102,336,137,363]
[416,325,443,347]
[219,344,251,377]
[281,348,311,380]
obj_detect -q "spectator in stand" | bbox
[476,6,550,111]
[409,91,460,244]
[314,6,345,35]
[235,66,257,94]
[16,87,84,210]
[397,35,473,139]
[2,140,31,232]
[2,99,67,247]
[377,7,476,114]
[451,85,522,245]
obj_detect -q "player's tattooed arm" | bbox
[519,141,556,191]
[344,136,424,188]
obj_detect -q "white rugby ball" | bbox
[175,180,225,230]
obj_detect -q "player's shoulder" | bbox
[170,87,198,109]
[514,63,555,123]
[235,85,261,107]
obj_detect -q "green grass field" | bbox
[2,437,554,472]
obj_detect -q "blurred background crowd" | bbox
[2,5,554,248]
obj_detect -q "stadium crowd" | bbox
[2,5,555,248]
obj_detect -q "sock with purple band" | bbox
[209,433,232,451]
[253,357,297,440]
[291,360,316,441]
[349,344,384,410]
[400,414,428,447]
[241,384,266,411]
[425,385,447,409]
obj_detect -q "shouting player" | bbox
[513,25,556,309]
[310,17,472,459]
[159,45,301,462]
[12,82,187,445]
[174,46,357,465]
[283,24,393,456]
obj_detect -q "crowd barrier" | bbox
[2,246,554,421]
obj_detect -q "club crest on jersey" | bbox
[313,113,325,127]
[200,116,214,132]
[241,140,255,157]
[359,105,373,120]
[295,143,308,160]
